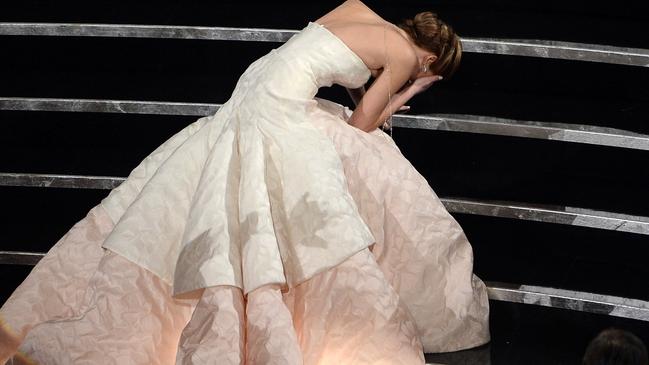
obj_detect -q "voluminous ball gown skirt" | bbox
[0,21,489,365]
[0,99,489,364]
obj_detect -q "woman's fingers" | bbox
[422,75,443,87]
[411,75,443,94]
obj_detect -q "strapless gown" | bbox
[0,21,489,364]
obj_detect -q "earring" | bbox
[421,63,428,73]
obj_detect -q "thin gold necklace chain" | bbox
[383,21,393,137]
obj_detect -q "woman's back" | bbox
[315,0,418,80]
[237,21,372,102]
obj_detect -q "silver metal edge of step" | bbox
[1,173,648,235]
[2,98,647,150]
[1,22,648,67]
[486,281,649,322]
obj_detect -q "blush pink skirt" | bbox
[0,98,489,364]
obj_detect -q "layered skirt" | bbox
[0,98,489,364]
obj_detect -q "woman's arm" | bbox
[348,50,415,132]
[375,75,442,127]
[346,86,365,107]
[373,85,416,127]
[347,83,413,117]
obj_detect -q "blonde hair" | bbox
[397,11,462,78]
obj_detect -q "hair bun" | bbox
[396,11,462,79]
[412,11,439,40]
[402,18,418,39]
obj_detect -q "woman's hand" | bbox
[405,75,443,96]
[397,105,410,113]
[391,75,441,114]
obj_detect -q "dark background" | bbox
[1,1,648,363]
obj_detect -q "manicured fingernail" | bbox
[438,76,444,80]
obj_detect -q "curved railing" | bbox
[2,97,648,151]
[1,22,648,67]
[1,22,647,324]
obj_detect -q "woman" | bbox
[0,1,489,363]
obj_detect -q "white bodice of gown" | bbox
[99,21,377,296]
[272,22,372,94]
[226,21,373,121]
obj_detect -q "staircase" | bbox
[1,2,648,363]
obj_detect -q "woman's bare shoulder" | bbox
[315,0,385,27]
[314,1,417,77]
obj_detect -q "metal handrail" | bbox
[2,172,648,235]
[2,97,647,150]
[1,22,648,67]
[486,282,649,322]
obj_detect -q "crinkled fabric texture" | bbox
[0,20,489,364]
[312,99,490,352]
[99,21,376,296]
[0,204,424,364]
[0,99,489,363]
